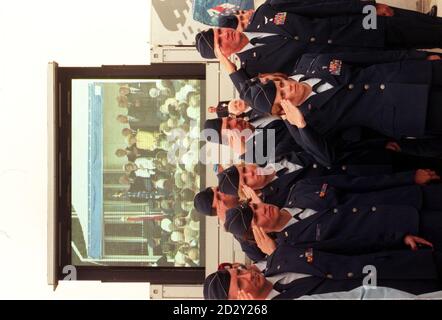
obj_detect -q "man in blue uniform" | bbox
[193,186,266,262]
[196,0,442,78]
[203,246,442,299]
[207,99,264,121]
[203,116,299,164]
[235,55,442,166]
[223,170,442,257]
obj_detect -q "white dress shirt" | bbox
[239,32,279,53]
[252,262,442,300]
[266,159,303,183]
[254,260,442,300]
[279,207,318,230]
[290,74,334,100]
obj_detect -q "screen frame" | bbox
[56,64,207,284]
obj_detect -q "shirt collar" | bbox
[279,207,303,230]
[238,32,279,54]
[302,78,322,88]
[265,273,298,299]
[266,289,280,300]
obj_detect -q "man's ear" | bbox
[271,103,283,116]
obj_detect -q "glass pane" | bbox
[71,79,204,267]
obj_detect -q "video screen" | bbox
[71,79,205,267]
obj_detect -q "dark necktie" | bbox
[272,281,285,293]
[273,280,300,293]
[272,277,316,297]
[292,209,305,221]
[298,77,325,95]
[250,35,281,46]
[312,79,327,94]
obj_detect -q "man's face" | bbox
[222,117,254,150]
[117,115,128,124]
[212,187,239,222]
[235,10,254,32]
[222,117,253,132]
[227,264,266,300]
[237,164,274,190]
[117,95,129,107]
[126,163,136,172]
[119,87,130,96]
[208,106,217,113]
[228,99,248,115]
[250,202,280,232]
[214,28,248,57]
[122,128,132,137]
[274,79,307,106]
[116,149,126,157]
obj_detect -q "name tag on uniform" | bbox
[305,248,314,264]
[329,59,342,75]
[274,12,287,25]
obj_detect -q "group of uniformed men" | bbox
[192,0,442,300]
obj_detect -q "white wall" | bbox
[0,0,151,299]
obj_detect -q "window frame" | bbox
[55,64,207,284]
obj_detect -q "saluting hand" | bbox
[280,99,306,128]
[238,289,254,300]
[427,55,442,61]
[242,185,262,204]
[228,129,246,154]
[252,224,276,256]
[404,235,433,251]
[214,41,237,74]
[376,3,394,16]
[414,169,441,185]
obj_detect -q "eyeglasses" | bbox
[233,263,247,271]
[219,263,252,293]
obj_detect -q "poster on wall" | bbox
[192,0,255,26]
[151,0,255,46]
